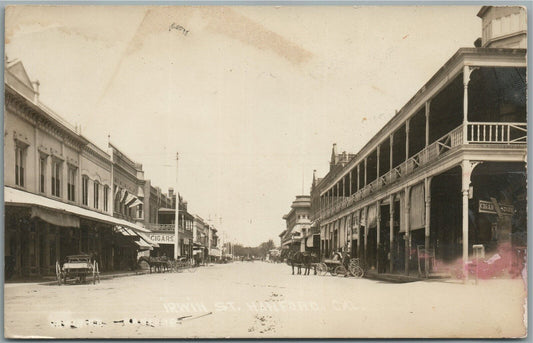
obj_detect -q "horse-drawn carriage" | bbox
[55,255,100,285]
[287,251,365,278]
[138,256,197,273]
[316,253,364,278]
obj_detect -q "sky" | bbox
[5,5,482,246]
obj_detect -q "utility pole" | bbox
[173,152,180,259]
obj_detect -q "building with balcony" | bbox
[145,190,195,259]
[4,59,156,278]
[314,6,526,278]
[280,195,315,255]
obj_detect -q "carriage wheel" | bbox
[330,265,338,276]
[55,261,62,286]
[317,263,328,276]
[187,262,198,273]
[334,265,347,277]
[352,265,364,278]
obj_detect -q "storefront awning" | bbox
[136,231,160,248]
[114,226,137,236]
[31,206,80,228]
[136,239,153,251]
[5,187,150,233]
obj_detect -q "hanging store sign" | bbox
[148,233,175,244]
[478,200,514,216]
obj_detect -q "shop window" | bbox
[51,160,62,197]
[15,145,26,187]
[67,167,76,201]
[82,176,89,206]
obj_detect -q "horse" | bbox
[288,251,318,275]
[286,251,302,275]
[138,256,171,273]
[301,252,319,275]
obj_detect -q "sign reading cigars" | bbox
[149,233,175,244]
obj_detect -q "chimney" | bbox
[330,143,338,171]
[168,188,174,199]
[32,80,40,103]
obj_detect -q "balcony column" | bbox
[463,66,476,139]
[389,134,393,171]
[363,207,368,264]
[425,101,430,147]
[349,170,353,196]
[376,200,381,273]
[460,160,480,281]
[405,119,410,161]
[376,145,380,182]
[357,210,362,259]
[404,186,411,275]
[364,158,367,186]
[357,164,360,191]
[424,177,432,278]
[389,194,394,273]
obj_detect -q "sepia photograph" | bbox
[3,3,528,339]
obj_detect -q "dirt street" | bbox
[4,261,527,338]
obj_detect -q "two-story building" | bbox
[146,189,195,259]
[280,195,315,256]
[4,59,155,278]
[314,6,526,279]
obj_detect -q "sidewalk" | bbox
[364,270,455,283]
[5,269,151,286]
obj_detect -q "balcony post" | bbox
[404,186,411,275]
[357,164,360,191]
[376,145,380,183]
[460,160,480,282]
[357,210,362,260]
[405,119,410,161]
[389,134,394,171]
[425,101,430,147]
[363,207,368,265]
[463,66,476,141]
[424,177,432,278]
[376,200,381,273]
[389,194,394,273]
[364,158,367,186]
[349,170,353,196]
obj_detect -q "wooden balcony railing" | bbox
[318,122,526,220]
[467,122,527,144]
[146,223,185,233]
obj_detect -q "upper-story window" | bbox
[103,185,109,212]
[137,203,143,219]
[15,145,26,187]
[67,167,76,202]
[114,185,120,213]
[39,155,46,193]
[51,160,62,197]
[82,176,89,206]
[93,181,100,209]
